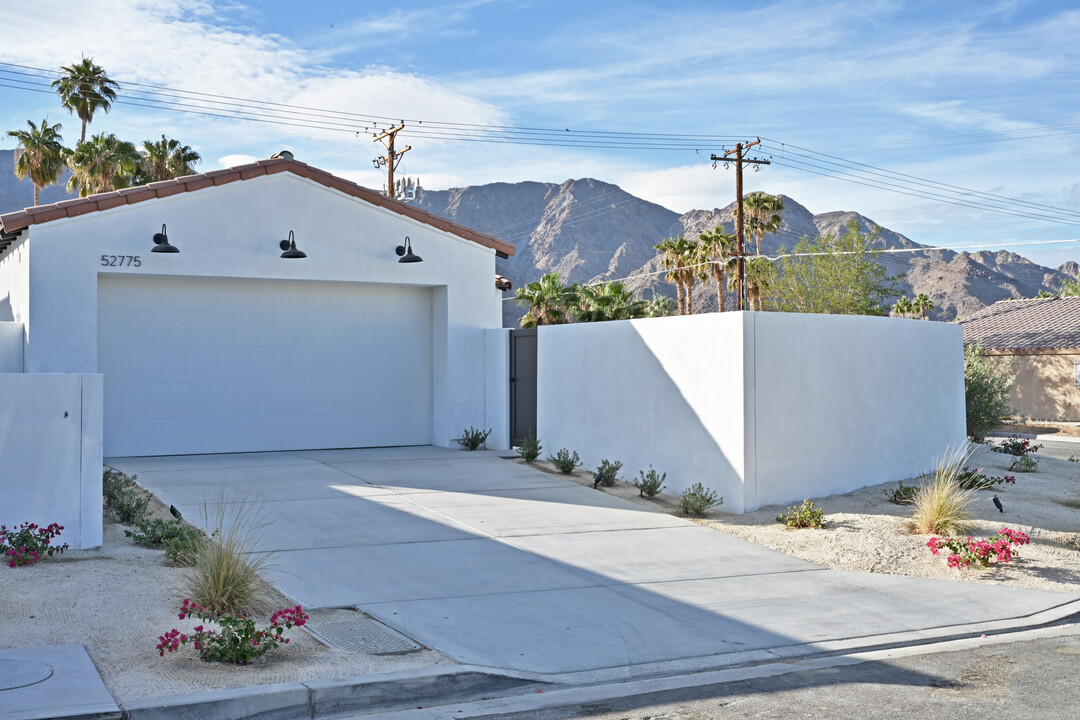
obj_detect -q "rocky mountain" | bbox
[2,148,1074,327]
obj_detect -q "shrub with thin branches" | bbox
[911,449,975,536]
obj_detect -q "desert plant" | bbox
[994,435,1042,457]
[103,468,150,524]
[883,481,919,505]
[955,466,1017,490]
[125,518,207,566]
[518,428,542,463]
[457,426,492,451]
[549,448,582,474]
[911,451,975,536]
[184,490,274,615]
[633,466,667,498]
[157,598,307,664]
[776,499,827,529]
[1009,454,1039,473]
[927,527,1030,569]
[964,344,1016,443]
[1,522,68,567]
[594,459,623,487]
[678,482,722,515]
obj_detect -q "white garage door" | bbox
[98,276,433,456]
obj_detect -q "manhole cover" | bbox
[0,660,53,691]
[305,610,422,655]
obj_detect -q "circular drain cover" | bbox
[0,659,54,691]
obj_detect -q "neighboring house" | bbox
[0,152,515,458]
[959,297,1080,422]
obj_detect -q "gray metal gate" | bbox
[509,328,537,446]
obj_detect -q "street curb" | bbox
[121,666,545,720]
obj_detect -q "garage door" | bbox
[98,276,433,456]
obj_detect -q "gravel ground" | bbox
[532,443,1080,594]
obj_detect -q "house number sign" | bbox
[100,255,142,267]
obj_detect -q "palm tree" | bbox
[745,256,777,311]
[514,273,575,327]
[697,227,737,312]
[744,191,785,256]
[892,296,912,319]
[137,135,201,183]
[912,293,934,320]
[66,133,140,197]
[6,119,67,206]
[52,57,119,143]
[574,281,647,322]
[643,295,677,318]
[656,236,687,315]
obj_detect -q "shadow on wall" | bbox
[0,293,13,322]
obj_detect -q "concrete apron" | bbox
[104,447,1080,714]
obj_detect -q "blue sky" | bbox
[2,0,1078,268]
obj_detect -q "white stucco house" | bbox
[0,153,515,547]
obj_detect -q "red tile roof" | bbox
[0,156,515,257]
[495,275,513,291]
[958,297,1080,352]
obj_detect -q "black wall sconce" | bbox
[395,236,422,263]
[279,230,307,258]
[151,224,178,253]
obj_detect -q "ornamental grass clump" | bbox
[184,489,274,616]
[911,449,975,536]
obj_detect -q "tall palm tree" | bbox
[574,281,646,322]
[137,135,201,183]
[52,57,119,143]
[655,236,700,315]
[66,133,140,197]
[6,119,67,206]
[514,273,575,327]
[697,227,737,312]
[745,256,777,311]
[891,296,913,319]
[744,191,785,256]
[912,293,934,320]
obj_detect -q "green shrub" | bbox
[549,448,582,474]
[964,344,1016,443]
[457,426,492,451]
[125,518,207,566]
[103,468,149,524]
[518,428,542,463]
[633,467,667,498]
[678,482,722,515]
[1010,454,1039,473]
[594,459,622,487]
[883,481,919,505]
[776,499,826,528]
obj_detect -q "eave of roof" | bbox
[0,157,514,258]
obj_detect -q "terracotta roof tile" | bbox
[0,157,514,257]
[495,275,513,291]
[959,297,1080,352]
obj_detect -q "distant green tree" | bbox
[767,220,902,316]
[697,227,737,312]
[745,256,777,311]
[743,191,784,257]
[66,132,140,197]
[643,294,678,318]
[1059,277,1080,297]
[514,273,576,327]
[6,118,67,205]
[655,236,701,315]
[912,293,935,320]
[136,135,201,183]
[892,296,912,319]
[572,281,647,322]
[52,57,119,143]
[964,343,1016,443]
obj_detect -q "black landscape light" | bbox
[395,236,422,263]
[279,230,307,259]
[151,223,178,253]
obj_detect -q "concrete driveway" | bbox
[108,447,1080,678]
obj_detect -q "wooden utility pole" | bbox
[373,124,411,199]
[711,139,770,310]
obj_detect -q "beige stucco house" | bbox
[959,296,1080,422]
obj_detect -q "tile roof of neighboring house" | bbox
[495,275,513,291]
[0,155,515,259]
[958,296,1080,352]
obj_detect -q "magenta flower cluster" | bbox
[927,527,1031,569]
[0,522,68,568]
[994,436,1042,457]
[157,599,308,664]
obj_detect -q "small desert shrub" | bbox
[549,448,582,474]
[954,466,1017,490]
[1009,454,1039,472]
[678,482,722,515]
[994,435,1041,457]
[457,426,492,451]
[964,344,1015,443]
[184,490,274,615]
[776,499,826,529]
[594,459,622,487]
[1,522,68,567]
[103,468,150,524]
[518,429,542,463]
[883,481,919,505]
[126,518,207,566]
[157,599,308,664]
[911,451,975,536]
[633,466,667,498]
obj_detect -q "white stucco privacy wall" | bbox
[0,373,104,549]
[0,322,23,372]
[536,312,965,513]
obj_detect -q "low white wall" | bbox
[485,328,511,450]
[537,312,965,513]
[0,374,103,549]
[537,314,749,510]
[0,322,23,372]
